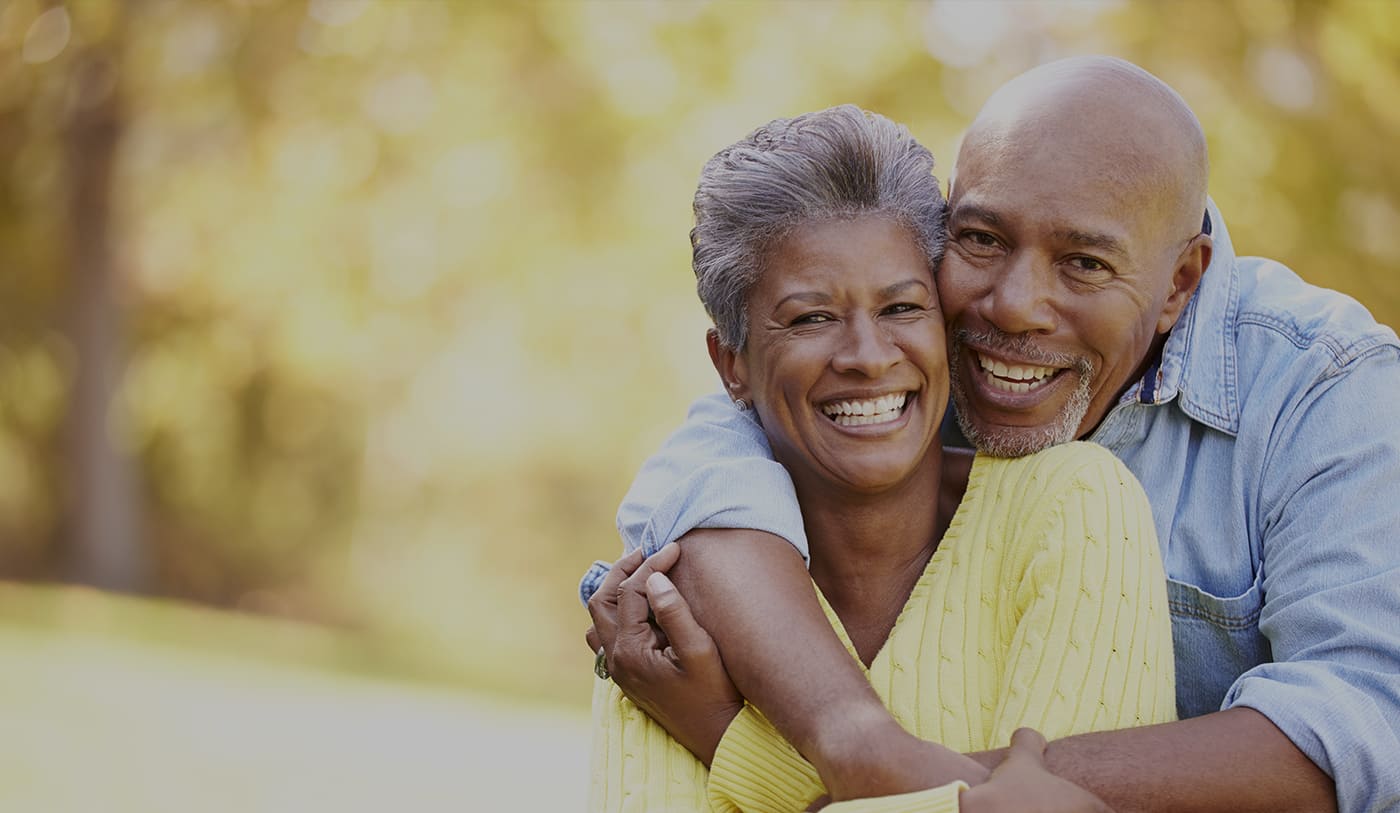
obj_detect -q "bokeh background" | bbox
[2,0,1397,809]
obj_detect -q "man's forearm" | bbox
[972,707,1335,813]
[672,529,989,799]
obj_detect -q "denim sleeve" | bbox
[579,392,807,606]
[1222,348,1400,813]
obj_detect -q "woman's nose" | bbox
[832,316,901,377]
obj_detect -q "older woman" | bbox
[584,106,1174,812]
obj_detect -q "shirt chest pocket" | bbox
[1165,575,1270,719]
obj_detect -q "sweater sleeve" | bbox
[707,703,966,813]
[987,443,1177,746]
[588,677,711,812]
[706,704,823,811]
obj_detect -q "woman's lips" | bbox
[819,391,913,427]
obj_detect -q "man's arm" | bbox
[968,708,1334,813]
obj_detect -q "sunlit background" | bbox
[1,0,1397,809]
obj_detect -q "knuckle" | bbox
[607,654,633,684]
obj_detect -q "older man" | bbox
[584,57,1400,812]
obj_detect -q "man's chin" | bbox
[951,387,1090,458]
[956,415,1069,458]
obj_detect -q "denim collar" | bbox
[1129,199,1242,435]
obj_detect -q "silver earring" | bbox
[734,398,750,412]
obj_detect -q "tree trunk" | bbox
[62,32,145,592]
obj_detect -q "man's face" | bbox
[938,136,1194,456]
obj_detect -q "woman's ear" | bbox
[706,329,750,404]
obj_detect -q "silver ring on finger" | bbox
[594,646,610,681]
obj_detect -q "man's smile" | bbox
[975,353,1062,394]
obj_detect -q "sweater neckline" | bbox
[813,453,989,674]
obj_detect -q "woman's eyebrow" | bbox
[773,291,833,310]
[879,279,930,298]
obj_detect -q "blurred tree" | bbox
[61,1,145,591]
[0,0,1394,704]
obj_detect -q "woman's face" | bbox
[720,215,948,495]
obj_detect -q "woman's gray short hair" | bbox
[692,104,945,349]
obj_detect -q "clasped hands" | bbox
[585,543,1112,812]
[585,544,745,767]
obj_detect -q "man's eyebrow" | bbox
[1053,228,1129,258]
[947,203,1000,225]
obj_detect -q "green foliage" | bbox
[0,0,1395,707]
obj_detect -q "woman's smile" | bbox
[819,391,912,427]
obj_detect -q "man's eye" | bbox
[1067,256,1110,274]
[959,230,1000,250]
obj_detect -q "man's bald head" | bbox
[956,56,1208,246]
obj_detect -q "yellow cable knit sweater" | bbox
[588,442,1176,812]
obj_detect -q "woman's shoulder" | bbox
[972,443,1159,571]
[973,442,1145,514]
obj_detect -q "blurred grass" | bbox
[0,582,590,812]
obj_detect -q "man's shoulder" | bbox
[1233,255,1399,369]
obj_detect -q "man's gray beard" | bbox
[947,328,1094,458]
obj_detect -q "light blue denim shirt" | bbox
[580,204,1400,811]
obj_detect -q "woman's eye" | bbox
[792,313,832,325]
[883,302,921,315]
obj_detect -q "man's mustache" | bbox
[949,327,1094,378]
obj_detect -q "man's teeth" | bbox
[977,354,1058,394]
[821,393,908,426]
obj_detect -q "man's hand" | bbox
[585,544,743,766]
[961,728,1112,813]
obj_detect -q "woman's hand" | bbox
[585,544,744,766]
[960,728,1113,813]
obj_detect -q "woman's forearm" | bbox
[670,529,989,800]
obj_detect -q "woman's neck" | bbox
[793,445,953,666]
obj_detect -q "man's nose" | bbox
[982,252,1056,334]
[833,316,901,377]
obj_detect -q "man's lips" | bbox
[975,352,1063,394]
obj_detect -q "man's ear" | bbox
[706,329,750,404]
[1156,234,1212,334]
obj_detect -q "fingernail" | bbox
[647,571,675,595]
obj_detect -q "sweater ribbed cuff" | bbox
[708,704,824,811]
[821,781,967,813]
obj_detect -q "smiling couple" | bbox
[582,56,1400,813]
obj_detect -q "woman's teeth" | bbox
[821,392,908,427]
[978,354,1057,394]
